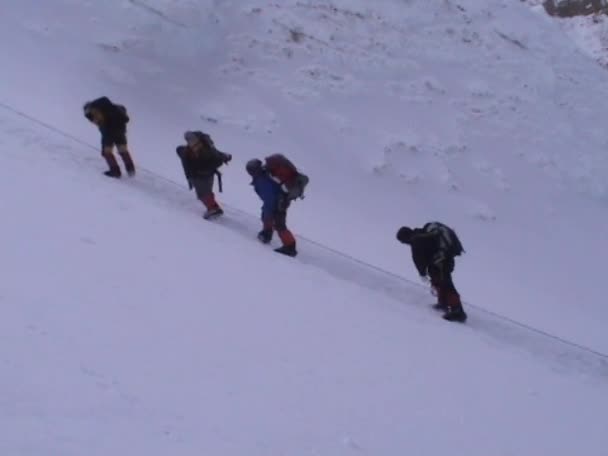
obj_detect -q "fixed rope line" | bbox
[1,99,607,362]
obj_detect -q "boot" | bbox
[103,153,121,178]
[443,306,467,323]
[119,151,136,176]
[257,229,273,244]
[104,168,121,178]
[201,195,223,219]
[274,243,297,257]
[203,207,224,220]
[275,230,297,256]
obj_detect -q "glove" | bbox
[257,229,272,244]
[223,153,232,164]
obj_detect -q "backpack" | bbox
[199,133,217,154]
[264,153,309,200]
[424,222,464,257]
[114,104,129,124]
[86,97,129,124]
[192,131,232,192]
[194,132,230,168]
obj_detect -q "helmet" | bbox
[246,158,263,177]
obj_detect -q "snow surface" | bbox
[1,0,608,454]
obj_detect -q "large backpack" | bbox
[192,131,232,192]
[264,153,309,200]
[195,132,230,167]
[424,222,464,257]
[114,104,129,124]
[87,97,129,124]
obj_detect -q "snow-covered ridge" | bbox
[212,0,608,200]
[8,0,608,201]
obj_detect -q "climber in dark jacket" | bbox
[83,96,136,178]
[397,223,467,322]
[176,130,231,219]
[246,158,297,257]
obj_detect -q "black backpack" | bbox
[114,104,129,124]
[194,132,230,168]
[423,222,464,257]
[84,97,129,124]
[192,131,232,192]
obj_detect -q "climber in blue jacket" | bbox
[246,158,297,257]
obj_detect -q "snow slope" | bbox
[2,101,608,456]
[2,0,608,355]
[2,0,608,453]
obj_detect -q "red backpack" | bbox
[264,154,309,200]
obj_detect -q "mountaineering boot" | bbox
[200,194,223,220]
[103,153,121,178]
[203,207,224,220]
[257,229,273,244]
[274,243,297,257]
[443,306,467,323]
[104,167,121,178]
[275,230,297,256]
[119,151,136,176]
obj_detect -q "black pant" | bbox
[100,127,127,148]
[428,257,462,308]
